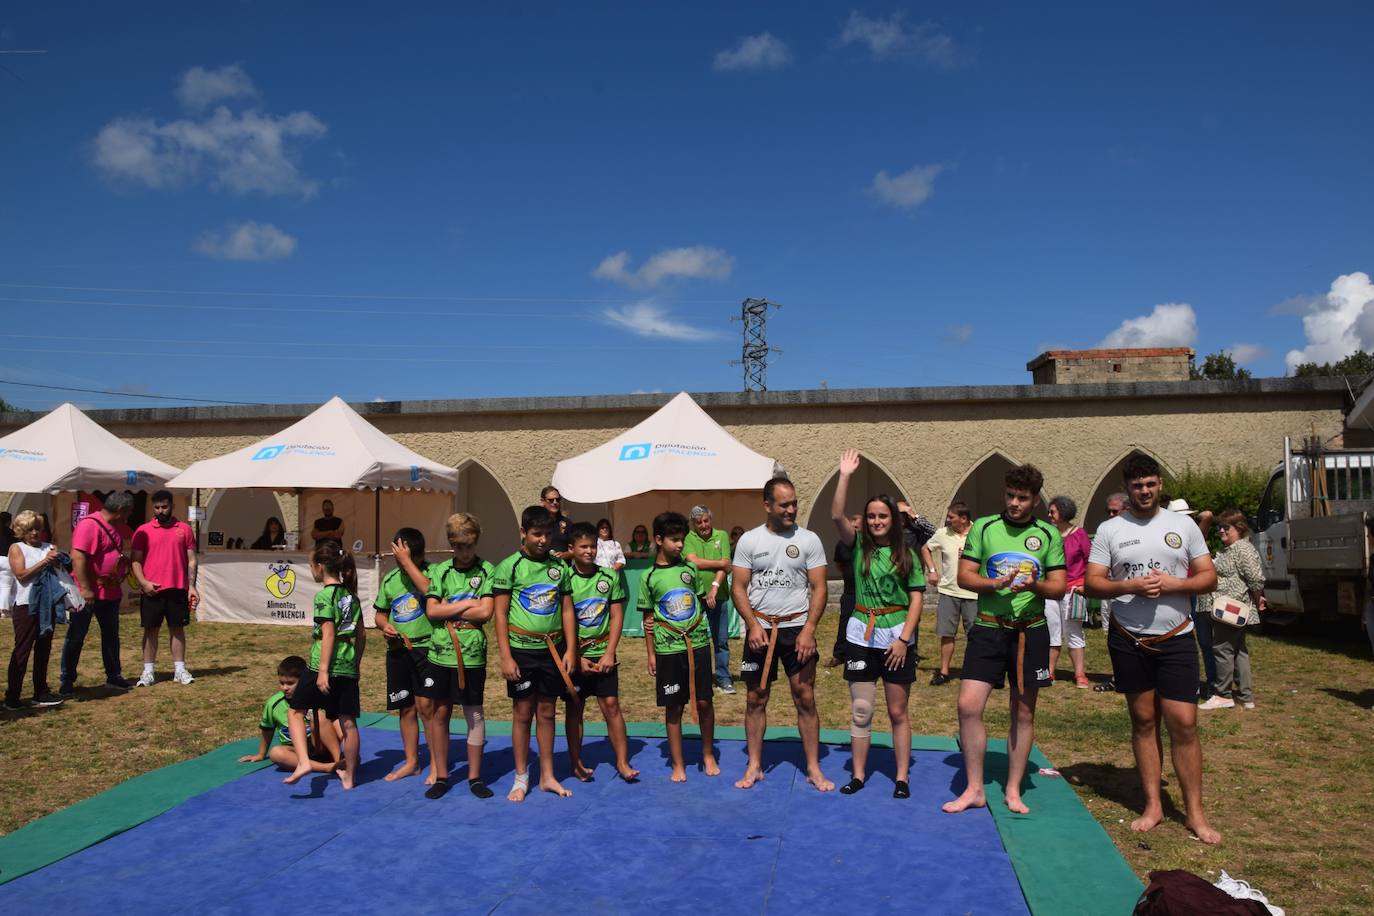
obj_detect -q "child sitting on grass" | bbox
[238,655,341,773]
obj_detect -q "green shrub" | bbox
[1163,463,1271,548]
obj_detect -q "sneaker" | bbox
[106,676,132,690]
[135,670,156,688]
[715,680,736,695]
[1215,870,1284,916]
[173,668,195,685]
[1198,695,1235,710]
[1241,701,1256,710]
[1074,676,1090,689]
[929,671,952,686]
[32,692,65,708]
[2,698,25,712]
[58,683,76,698]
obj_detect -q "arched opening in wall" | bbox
[804,455,911,575]
[1082,448,1174,533]
[949,450,1049,522]
[205,489,293,549]
[456,459,520,561]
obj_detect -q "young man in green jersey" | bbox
[238,655,341,773]
[425,513,496,799]
[563,522,639,782]
[944,464,1066,817]
[643,511,719,782]
[373,528,437,784]
[490,505,577,801]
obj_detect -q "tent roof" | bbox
[551,391,776,502]
[0,402,183,493]
[165,396,458,492]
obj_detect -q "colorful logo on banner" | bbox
[617,441,719,461]
[265,563,296,599]
[251,443,336,461]
[619,442,651,461]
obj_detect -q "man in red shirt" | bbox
[61,491,136,694]
[131,490,199,687]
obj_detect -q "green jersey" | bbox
[374,564,433,648]
[851,544,926,633]
[425,558,494,668]
[258,690,302,748]
[682,527,730,596]
[638,560,710,655]
[491,551,571,650]
[310,583,361,676]
[961,514,1066,625]
[567,564,627,659]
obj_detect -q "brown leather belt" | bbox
[976,612,1043,693]
[755,610,805,680]
[854,605,904,643]
[579,633,609,653]
[444,620,481,690]
[509,624,578,697]
[1109,615,1192,654]
[655,615,705,722]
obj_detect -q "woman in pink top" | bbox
[1046,496,1092,687]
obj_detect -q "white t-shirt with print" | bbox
[1088,509,1209,636]
[731,524,827,627]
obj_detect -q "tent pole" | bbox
[193,488,201,554]
[374,488,381,558]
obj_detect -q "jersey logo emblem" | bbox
[547,567,561,581]
[575,597,608,628]
[986,552,1041,585]
[659,587,696,622]
[680,571,694,585]
[517,583,559,615]
[390,593,424,623]
[846,660,866,671]
[663,683,680,695]
[469,575,483,589]
[785,545,800,558]
[740,661,759,672]
[596,579,610,594]
[1164,532,1183,549]
[1024,535,1043,551]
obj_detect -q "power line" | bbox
[0,333,713,353]
[0,378,262,406]
[0,295,578,319]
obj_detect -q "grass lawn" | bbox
[2,608,1372,913]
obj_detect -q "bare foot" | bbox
[572,762,595,782]
[806,768,834,792]
[424,769,437,786]
[670,765,687,783]
[338,768,355,790]
[282,763,312,785]
[703,754,720,777]
[385,761,419,782]
[539,776,572,797]
[1004,793,1031,815]
[507,783,528,802]
[1187,816,1222,845]
[942,788,987,813]
[616,763,641,782]
[1130,806,1164,833]
[734,765,765,790]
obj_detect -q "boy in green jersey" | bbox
[490,505,577,801]
[425,512,496,799]
[944,464,1066,817]
[642,511,719,782]
[564,522,638,783]
[286,541,366,789]
[372,528,437,785]
[239,655,341,773]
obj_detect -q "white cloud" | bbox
[871,162,945,210]
[175,63,258,111]
[1098,303,1198,348]
[1229,343,1268,364]
[592,246,734,288]
[713,33,792,71]
[838,12,959,67]
[1284,272,1374,371]
[193,221,297,261]
[945,324,973,346]
[602,302,723,341]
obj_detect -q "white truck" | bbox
[1252,437,1371,624]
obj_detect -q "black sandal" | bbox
[893,780,910,799]
[468,778,494,799]
[424,779,451,800]
[840,777,866,795]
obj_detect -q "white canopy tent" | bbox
[0,402,181,494]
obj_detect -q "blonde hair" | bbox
[445,512,481,543]
[12,509,42,537]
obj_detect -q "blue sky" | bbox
[1,2,1372,410]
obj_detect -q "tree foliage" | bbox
[1190,351,1252,381]
[1292,350,1374,379]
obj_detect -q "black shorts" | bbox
[655,645,713,707]
[506,646,570,701]
[1107,626,1200,703]
[842,641,917,684]
[960,622,1052,691]
[740,625,813,686]
[385,646,433,710]
[288,669,361,720]
[140,588,191,628]
[429,663,487,707]
[572,661,620,700]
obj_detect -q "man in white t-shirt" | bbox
[1085,454,1220,845]
[731,477,832,791]
[925,500,977,686]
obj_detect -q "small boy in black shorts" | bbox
[372,528,437,785]
[239,655,341,773]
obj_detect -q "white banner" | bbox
[197,552,380,627]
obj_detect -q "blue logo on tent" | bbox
[252,445,286,462]
[517,583,559,615]
[619,442,651,461]
[574,597,608,629]
[410,465,420,482]
[126,470,138,485]
[658,587,696,622]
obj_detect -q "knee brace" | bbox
[850,681,877,738]
[463,704,485,746]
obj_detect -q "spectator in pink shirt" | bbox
[1045,495,1092,687]
[131,490,199,687]
[60,491,135,694]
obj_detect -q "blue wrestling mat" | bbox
[0,724,1142,915]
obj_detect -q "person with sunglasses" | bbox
[540,486,572,561]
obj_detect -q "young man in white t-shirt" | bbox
[925,501,977,686]
[1085,454,1221,845]
[731,477,832,792]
